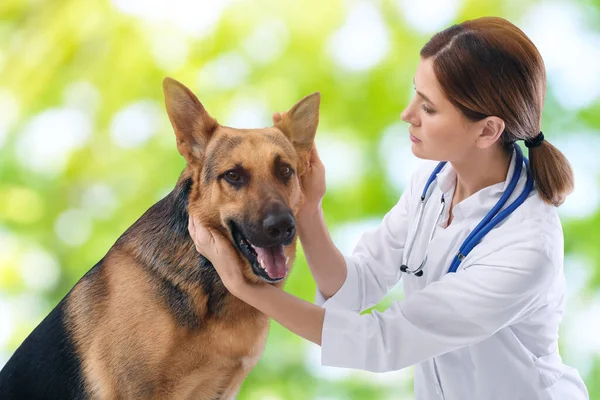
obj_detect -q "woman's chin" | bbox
[410,142,426,158]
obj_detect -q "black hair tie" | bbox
[524,131,544,148]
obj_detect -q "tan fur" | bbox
[67,250,269,399]
[58,79,319,399]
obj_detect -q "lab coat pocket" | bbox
[507,326,564,389]
[533,349,565,389]
[500,328,547,399]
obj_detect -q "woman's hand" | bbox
[188,216,246,294]
[272,112,327,218]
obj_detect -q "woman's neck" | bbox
[450,145,512,203]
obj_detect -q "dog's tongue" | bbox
[253,245,287,280]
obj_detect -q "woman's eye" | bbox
[421,104,434,114]
[225,171,241,182]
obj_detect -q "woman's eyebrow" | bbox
[413,78,436,107]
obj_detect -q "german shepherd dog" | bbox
[0,78,320,399]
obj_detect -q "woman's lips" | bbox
[410,134,422,143]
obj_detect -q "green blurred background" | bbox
[1,0,599,398]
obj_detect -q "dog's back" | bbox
[0,296,87,399]
[69,177,269,398]
[0,178,266,399]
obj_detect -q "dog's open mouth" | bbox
[230,222,289,283]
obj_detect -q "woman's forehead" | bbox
[415,59,439,91]
[415,58,446,105]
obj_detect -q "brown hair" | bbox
[420,16,574,206]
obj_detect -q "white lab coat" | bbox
[316,150,589,399]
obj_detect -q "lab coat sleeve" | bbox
[320,226,560,372]
[315,173,415,313]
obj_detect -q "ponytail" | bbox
[527,140,574,207]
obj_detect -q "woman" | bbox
[188,17,589,399]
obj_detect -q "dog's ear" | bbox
[275,92,320,174]
[163,77,218,165]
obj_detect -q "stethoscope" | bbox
[400,143,534,277]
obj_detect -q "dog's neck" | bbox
[113,175,232,327]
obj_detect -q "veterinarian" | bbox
[188,17,589,399]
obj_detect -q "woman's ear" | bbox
[476,116,505,149]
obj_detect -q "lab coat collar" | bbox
[435,148,519,222]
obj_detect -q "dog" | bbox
[0,77,320,399]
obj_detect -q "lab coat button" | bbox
[435,386,442,395]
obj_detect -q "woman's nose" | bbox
[401,99,419,126]
[401,107,415,125]
[400,108,410,122]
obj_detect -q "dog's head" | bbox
[162,78,319,284]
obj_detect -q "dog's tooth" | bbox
[285,256,289,266]
[259,259,265,269]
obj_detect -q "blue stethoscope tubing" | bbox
[400,143,534,277]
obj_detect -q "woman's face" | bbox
[401,57,483,163]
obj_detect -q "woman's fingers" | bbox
[188,216,215,254]
[272,111,287,124]
[188,215,196,243]
[189,216,237,260]
[310,144,321,164]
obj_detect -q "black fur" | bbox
[0,176,230,396]
[0,262,106,399]
[118,176,228,323]
[156,275,201,330]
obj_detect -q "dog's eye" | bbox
[280,166,292,177]
[225,171,241,182]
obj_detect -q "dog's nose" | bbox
[263,211,296,242]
